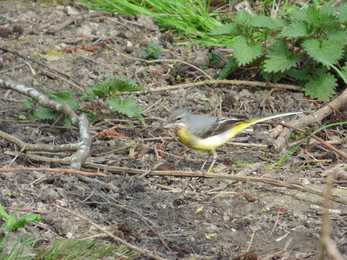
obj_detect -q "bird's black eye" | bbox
[175,116,182,121]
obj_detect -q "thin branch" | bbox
[47,11,112,33]
[3,152,347,205]
[0,167,108,178]
[0,79,91,168]
[274,87,347,150]
[120,79,301,95]
[318,169,344,260]
[279,122,347,160]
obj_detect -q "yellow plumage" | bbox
[164,109,301,160]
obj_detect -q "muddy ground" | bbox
[0,1,347,259]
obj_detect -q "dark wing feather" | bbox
[199,118,242,139]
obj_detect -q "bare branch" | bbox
[0,79,91,169]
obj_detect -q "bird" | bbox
[164,109,302,172]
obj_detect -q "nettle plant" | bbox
[212,4,347,101]
[25,78,145,125]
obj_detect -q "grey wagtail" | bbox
[164,109,301,171]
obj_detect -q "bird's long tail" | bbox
[229,111,302,138]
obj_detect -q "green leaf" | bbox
[210,23,240,35]
[341,62,347,78]
[289,8,308,22]
[337,5,347,23]
[140,42,163,60]
[261,70,283,83]
[302,38,344,65]
[250,15,281,30]
[231,36,263,66]
[35,107,60,120]
[318,5,337,16]
[5,214,41,232]
[8,218,38,233]
[49,90,80,111]
[54,97,79,111]
[281,21,312,37]
[107,97,145,124]
[306,5,337,29]
[78,109,99,125]
[217,56,237,79]
[105,78,143,93]
[303,72,337,101]
[263,42,298,73]
[325,29,347,45]
[235,10,253,24]
[286,68,311,80]
[273,17,289,27]
[24,99,36,109]
[0,204,10,220]
[63,118,73,127]
[82,78,143,100]
[84,83,110,99]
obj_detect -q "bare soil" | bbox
[0,1,347,259]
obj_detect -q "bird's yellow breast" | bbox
[176,127,233,151]
[176,121,256,151]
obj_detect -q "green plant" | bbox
[0,204,40,258]
[289,130,303,142]
[37,239,134,260]
[211,4,347,101]
[24,78,145,125]
[82,78,146,124]
[25,90,80,126]
[140,42,163,60]
[0,204,41,233]
[78,0,223,44]
[80,1,347,100]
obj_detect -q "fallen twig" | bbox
[280,122,347,160]
[317,169,344,260]
[4,152,347,205]
[274,87,347,150]
[0,79,91,169]
[0,167,108,177]
[47,11,112,33]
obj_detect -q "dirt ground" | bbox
[0,1,347,259]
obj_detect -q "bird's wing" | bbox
[189,111,302,140]
[197,118,243,139]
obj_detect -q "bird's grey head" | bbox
[164,109,189,130]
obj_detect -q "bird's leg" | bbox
[200,161,207,171]
[205,149,217,173]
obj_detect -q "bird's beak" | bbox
[163,122,173,129]
[163,122,184,130]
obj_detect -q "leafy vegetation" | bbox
[79,0,347,101]
[78,0,223,44]
[212,5,347,101]
[0,205,133,259]
[0,203,41,259]
[82,78,143,99]
[37,239,134,260]
[0,203,41,233]
[82,78,145,124]
[25,78,145,125]
[140,42,163,60]
[24,90,79,126]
